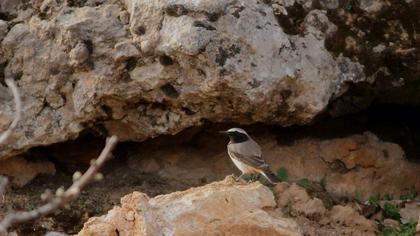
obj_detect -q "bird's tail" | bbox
[261,169,280,184]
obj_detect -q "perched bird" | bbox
[220,128,279,184]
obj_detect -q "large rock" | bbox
[77,176,301,236]
[126,130,420,200]
[0,156,55,186]
[274,183,376,235]
[78,176,380,236]
[0,0,366,158]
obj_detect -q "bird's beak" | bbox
[219,131,228,135]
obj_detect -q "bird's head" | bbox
[219,128,249,143]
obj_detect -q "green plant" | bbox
[368,194,381,207]
[383,193,394,201]
[383,202,401,221]
[244,173,261,183]
[257,174,271,185]
[296,178,310,188]
[320,175,327,191]
[377,218,417,236]
[399,219,417,236]
[354,191,361,202]
[276,167,288,182]
[400,187,417,201]
[377,223,396,236]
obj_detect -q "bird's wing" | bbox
[228,139,269,169]
[228,139,262,156]
[228,149,269,170]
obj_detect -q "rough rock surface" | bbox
[78,177,379,236]
[0,156,55,186]
[399,202,420,224]
[276,183,327,219]
[78,176,302,236]
[127,129,420,200]
[273,183,377,235]
[0,0,367,158]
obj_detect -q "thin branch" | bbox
[0,79,22,145]
[0,176,7,196]
[0,176,8,205]
[0,136,118,233]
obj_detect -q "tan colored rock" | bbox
[329,205,376,234]
[319,136,360,164]
[125,130,420,201]
[0,157,55,186]
[270,179,376,235]
[277,183,311,207]
[399,202,420,224]
[113,41,140,61]
[78,177,302,236]
[346,147,379,168]
[314,132,420,199]
[275,183,326,219]
[417,211,420,233]
[77,220,119,236]
[0,0,367,158]
[296,198,327,219]
[319,133,380,169]
[69,42,90,66]
[383,218,399,231]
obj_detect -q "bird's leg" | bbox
[230,173,239,181]
[235,173,243,181]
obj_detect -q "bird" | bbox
[220,128,280,184]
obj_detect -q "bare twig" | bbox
[0,176,7,196]
[0,136,118,233]
[0,79,22,145]
[0,176,8,205]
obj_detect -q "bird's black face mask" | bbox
[226,131,249,143]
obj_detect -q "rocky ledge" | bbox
[0,0,367,158]
[78,176,381,236]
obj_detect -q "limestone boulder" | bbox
[0,0,365,158]
[273,183,376,235]
[127,130,420,200]
[77,176,301,236]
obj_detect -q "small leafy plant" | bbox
[383,202,401,221]
[320,175,327,191]
[400,187,417,201]
[274,167,313,188]
[378,218,417,236]
[370,191,418,236]
[276,167,289,182]
[399,219,417,236]
[244,173,262,183]
[296,178,310,188]
[382,193,394,201]
[354,191,361,202]
[368,194,381,207]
